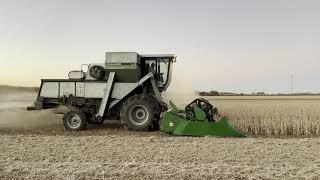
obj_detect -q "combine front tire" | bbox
[120,95,160,131]
[63,108,87,131]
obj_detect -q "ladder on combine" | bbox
[96,72,115,121]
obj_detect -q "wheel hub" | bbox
[67,114,82,129]
[129,105,149,125]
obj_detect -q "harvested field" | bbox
[1,128,320,179]
[1,93,320,179]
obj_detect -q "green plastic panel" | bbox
[160,109,244,137]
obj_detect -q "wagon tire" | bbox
[63,108,87,131]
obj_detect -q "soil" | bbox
[1,119,320,179]
[1,93,320,179]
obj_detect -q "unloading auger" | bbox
[160,98,244,137]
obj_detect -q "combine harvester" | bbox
[27,52,243,137]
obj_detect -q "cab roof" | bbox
[141,54,176,58]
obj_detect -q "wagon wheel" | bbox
[63,108,87,131]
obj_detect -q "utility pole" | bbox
[290,74,294,94]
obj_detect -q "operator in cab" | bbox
[148,62,156,75]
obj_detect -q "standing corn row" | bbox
[214,101,320,137]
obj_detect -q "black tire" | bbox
[120,94,160,131]
[63,108,87,131]
[150,97,162,130]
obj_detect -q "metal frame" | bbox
[96,72,115,118]
[35,72,159,116]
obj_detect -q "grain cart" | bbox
[27,52,175,131]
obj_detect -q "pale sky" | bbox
[0,0,319,93]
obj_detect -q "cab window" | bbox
[158,59,169,84]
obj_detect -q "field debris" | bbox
[1,93,320,178]
[1,129,320,179]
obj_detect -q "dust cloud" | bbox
[163,74,200,108]
[0,92,61,130]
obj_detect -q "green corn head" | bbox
[160,101,244,137]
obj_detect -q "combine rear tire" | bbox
[63,108,87,131]
[120,95,160,131]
